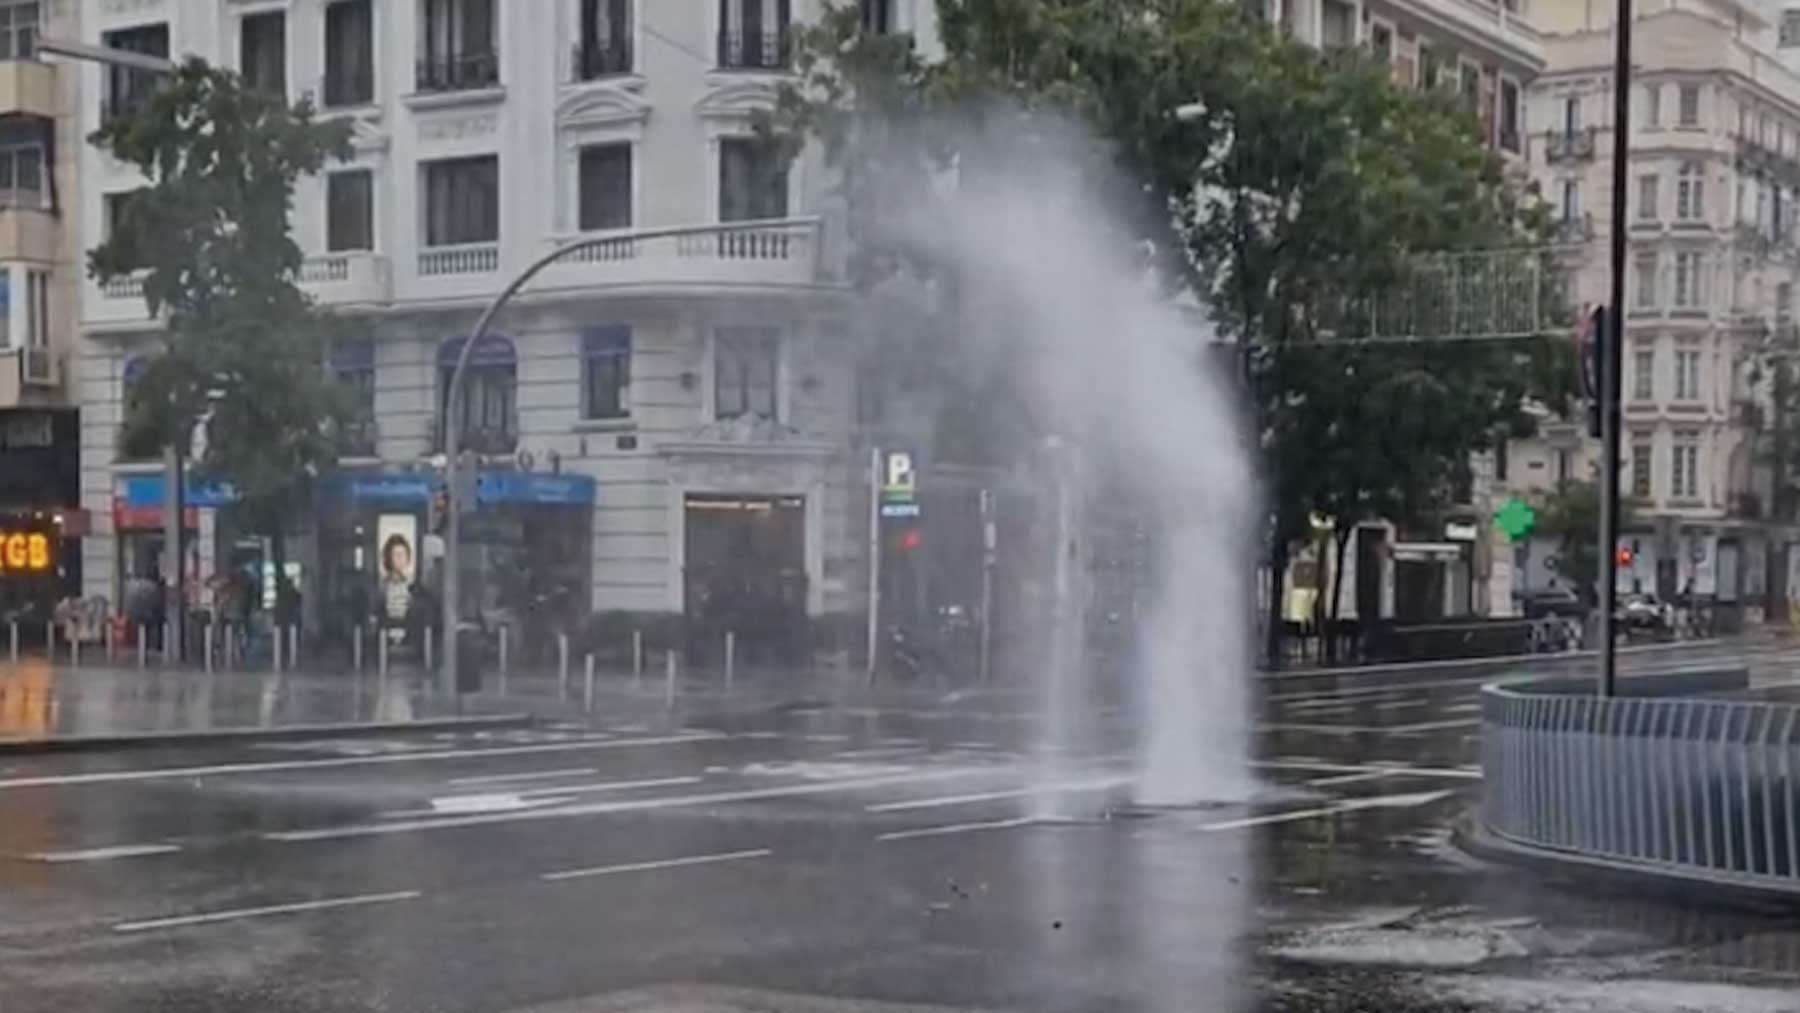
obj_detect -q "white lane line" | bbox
[0,732,725,791]
[1442,703,1484,715]
[836,746,926,760]
[866,776,1129,813]
[114,890,422,934]
[26,843,182,863]
[950,741,1003,751]
[1251,759,1482,781]
[541,848,771,882]
[1372,700,1423,712]
[267,765,1000,843]
[1387,718,1482,734]
[1198,789,1458,832]
[802,733,851,743]
[517,775,701,798]
[1303,771,1390,788]
[1256,635,1732,681]
[447,767,599,786]
[878,817,1035,842]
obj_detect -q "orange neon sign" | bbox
[0,532,52,574]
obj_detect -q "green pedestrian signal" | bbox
[1495,497,1536,542]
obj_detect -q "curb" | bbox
[0,712,538,755]
[1451,811,1800,914]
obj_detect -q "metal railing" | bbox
[1545,127,1597,163]
[321,67,374,107]
[419,241,498,277]
[572,39,632,80]
[716,29,790,70]
[415,50,499,93]
[1482,677,1800,886]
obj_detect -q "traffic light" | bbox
[1617,545,1634,567]
[900,528,922,553]
[1584,305,1608,439]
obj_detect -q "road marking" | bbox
[26,843,182,863]
[0,733,726,791]
[447,767,600,786]
[1198,789,1458,832]
[1251,759,1482,781]
[866,776,1128,812]
[1255,635,1735,681]
[267,765,1001,843]
[1386,718,1482,734]
[950,741,1003,751]
[1304,771,1390,788]
[801,733,851,743]
[540,848,771,882]
[836,746,926,760]
[1372,700,1423,712]
[878,817,1035,841]
[113,890,421,933]
[518,775,702,798]
[1443,703,1484,715]
[1256,718,1481,736]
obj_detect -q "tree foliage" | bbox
[1534,480,1639,593]
[90,60,357,549]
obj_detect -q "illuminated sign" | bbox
[880,451,921,519]
[0,532,52,574]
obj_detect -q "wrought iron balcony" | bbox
[716,28,790,71]
[572,39,632,80]
[415,50,499,93]
[1545,127,1596,163]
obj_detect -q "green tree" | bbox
[90,60,357,579]
[774,1,1569,664]
[1534,480,1639,596]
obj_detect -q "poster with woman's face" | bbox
[376,514,417,620]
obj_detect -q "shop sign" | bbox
[477,472,596,506]
[113,501,200,531]
[1444,521,1479,542]
[880,451,920,519]
[0,531,52,573]
[0,413,52,449]
[116,474,236,509]
[348,475,433,503]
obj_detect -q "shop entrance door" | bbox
[683,494,807,665]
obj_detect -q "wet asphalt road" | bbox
[4,641,1800,1012]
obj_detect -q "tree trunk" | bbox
[1326,523,1353,664]
[1264,539,1288,671]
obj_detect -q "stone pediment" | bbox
[695,79,780,122]
[557,83,652,130]
[347,117,391,155]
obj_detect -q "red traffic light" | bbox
[1617,546,1634,566]
[899,529,922,552]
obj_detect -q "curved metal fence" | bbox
[1481,677,1800,886]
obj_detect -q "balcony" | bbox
[299,252,392,305]
[1552,213,1594,244]
[321,67,375,109]
[716,29,791,71]
[1735,132,1800,187]
[572,39,632,81]
[0,200,54,259]
[432,419,517,456]
[0,58,56,118]
[0,347,60,407]
[541,218,825,293]
[1545,128,1596,163]
[414,51,499,94]
[419,242,499,278]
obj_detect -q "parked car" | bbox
[1519,586,1583,619]
[1616,592,1673,635]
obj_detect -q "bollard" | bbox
[584,653,595,712]
[164,622,174,664]
[70,627,79,668]
[423,628,434,672]
[378,629,390,677]
[7,620,14,665]
[665,649,677,709]
[632,629,643,685]
[724,630,736,691]
[557,634,570,699]
[45,621,54,662]
[271,622,284,672]
[224,623,237,670]
[353,623,364,674]
[288,625,300,670]
[105,619,115,662]
[203,620,213,674]
[498,625,510,683]
[137,624,147,669]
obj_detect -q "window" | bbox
[718,0,793,69]
[577,0,633,78]
[577,143,632,232]
[423,155,498,246]
[1560,179,1580,222]
[1498,79,1520,152]
[418,0,497,91]
[714,326,779,420]
[0,133,43,209]
[1676,162,1704,221]
[581,326,631,420]
[1494,439,1508,483]
[1634,253,1658,309]
[331,339,376,456]
[324,0,374,107]
[1368,22,1393,62]
[719,138,788,222]
[1678,83,1701,127]
[1634,348,1654,400]
[437,337,516,453]
[1554,449,1572,485]
[1779,281,1794,329]
[1632,441,1652,498]
[860,0,894,33]
[103,191,145,268]
[1671,433,1699,499]
[1676,348,1702,399]
[1785,9,1800,48]
[1563,95,1581,135]
[1674,251,1704,309]
[0,1,38,61]
[240,11,286,97]
[327,170,373,252]
[1643,83,1660,128]
[1637,174,1659,221]
[103,24,170,119]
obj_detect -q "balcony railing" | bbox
[1553,212,1594,243]
[547,219,823,287]
[337,418,378,458]
[415,50,499,93]
[1545,127,1597,163]
[419,242,499,277]
[299,251,393,304]
[322,66,375,107]
[716,28,791,70]
[101,272,146,299]
[572,39,632,80]
[433,419,518,456]
[20,345,56,388]
[0,185,45,211]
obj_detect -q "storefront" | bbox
[0,408,80,618]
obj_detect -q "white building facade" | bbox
[74,0,935,649]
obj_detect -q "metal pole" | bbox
[423,627,433,673]
[163,444,185,665]
[137,624,146,668]
[665,649,677,709]
[45,619,54,661]
[378,629,389,677]
[6,620,14,664]
[1599,0,1634,698]
[557,633,569,699]
[69,624,79,667]
[104,615,114,661]
[271,619,283,672]
[287,624,299,671]
[353,623,364,674]
[724,630,735,691]
[203,619,213,674]
[632,629,643,685]
[497,624,509,686]
[438,218,801,697]
[979,487,996,686]
[584,653,595,711]
[866,445,882,682]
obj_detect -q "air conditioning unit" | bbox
[21,345,57,387]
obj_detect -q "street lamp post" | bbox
[437,218,809,694]
[1598,0,1633,697]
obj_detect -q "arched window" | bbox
[437,335,517,454]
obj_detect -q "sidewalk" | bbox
[0,657,531,750]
